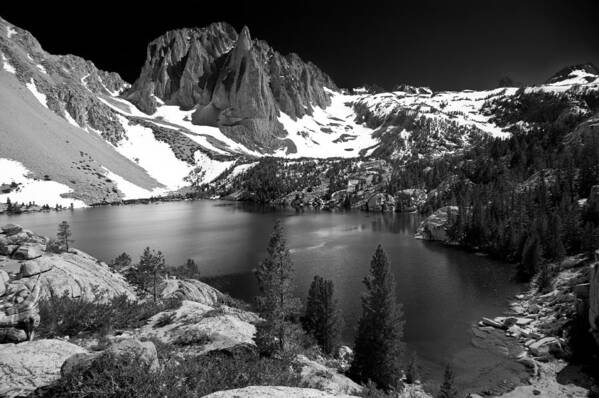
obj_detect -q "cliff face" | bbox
[125,23,337,152]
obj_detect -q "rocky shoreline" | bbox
[471,253,599,397]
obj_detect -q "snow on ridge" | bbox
[0,158,86,208]
[64,110,81,128]
[6,26,17,38]
[25,79,48,108]
[1,52,16,74]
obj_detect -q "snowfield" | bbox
[114,115,191,190]
[0,158,86,208]
[277,89,377,158]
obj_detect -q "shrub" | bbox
[38,293,181,339]
[172,330,211,347]
[40,347,303,397]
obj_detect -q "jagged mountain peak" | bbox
[546,63,599,84]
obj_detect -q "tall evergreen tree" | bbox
[56,221,73,252]
[437,364,458,398]
[350,244,405,390]
[255,220,301,355]
[303,275,341,355]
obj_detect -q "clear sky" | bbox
[2,0,598,90]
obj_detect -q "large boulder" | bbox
[1,223,23,235]
[202,386,358,398]
[160,278,222,306]
[139,300,259,354]
[0,339,87,397]
[296,355,362,396]
[13,243,44,260]
[415,206,459,242]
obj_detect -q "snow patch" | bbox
[0,158,86,208]
[114,115,191,190]
[102,167,157,200]
[26,79,48,108]
[64,110,80,128]
[36,64,47,74]
[277,90,377,158]
[6,26,17,38]
[1,52,16,74]
[193,152,235,184]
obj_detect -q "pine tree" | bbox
[127,247,165,302]
[437,364,458,398]
[109,252,132,272]
[303,275,341,355]
[56,221,73,252]
[254,220,302,355]
[349,244,405,390]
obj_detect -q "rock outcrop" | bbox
[202,386,358,398]
[415,206,459,242]
[296,355,362,396]
[159,277,223,306]
[125,23,336,152]
[0,339,87,398]
[0,224,136,301]
[139,300,259,354]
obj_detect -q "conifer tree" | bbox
[56,221,73,252]
[350,244,405,390]
[303,275,341,355]
[128,247,165,302]
[255,220,301,355]
[437,364,458,398]
[110,252,132,272]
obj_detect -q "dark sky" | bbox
[2,0,598,91]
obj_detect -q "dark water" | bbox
[0,200,525,392]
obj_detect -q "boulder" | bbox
[0,269,8,296]
[13,243,44,261]
[139,300,259,354]
[202,386,358,398]
[296,355,362,396]
[0,339,87,397]
[61,338,159,377]
[528,337,563,358]
[1,223,23,235]
[160,278,222,306]
[415,206,459,242]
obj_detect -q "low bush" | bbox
[39,347,304,397]
[38,293,181,338]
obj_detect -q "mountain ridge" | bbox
[1,15,598,208]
